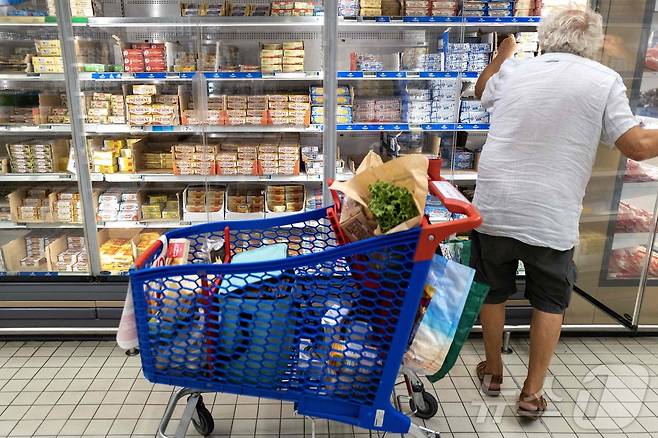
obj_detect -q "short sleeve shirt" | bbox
[473,53,639,250]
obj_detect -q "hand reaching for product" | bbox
[497,35,518,59]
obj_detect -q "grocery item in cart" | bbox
[330,152,429,241]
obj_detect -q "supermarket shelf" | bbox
[0,125,71,135]
[612,232,656,250]
[84,124,323,134]
[337,15,540,28]
[103,173,323,183]
[0,16,57,27]
[336,123,489,132]
[85,16,324,29]
[621,180,658,198]
[0,222,83,229]
[444,170,478,182]
[0,173,75,182]
[337,71,479,79]
[98,221,186,229]
[0,73,65,82]
[80,71,322,81]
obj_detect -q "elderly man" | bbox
[472,8,658,417]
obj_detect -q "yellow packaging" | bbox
[32,56,63,66]
[260,49,283,58]
[282,64,304,73]
[283,41,304,50]
[132,84,158,95]
[126,95,152,105]
[33,64,64,74]
[283,49,305,58]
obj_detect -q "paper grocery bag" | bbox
[331,153,429,240]
[356,150,383,174]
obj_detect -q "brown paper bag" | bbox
[331,153,429,241]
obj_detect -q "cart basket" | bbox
[129,160,481,434]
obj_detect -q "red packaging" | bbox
[124,57,145,65]
[143,48,166,57]
[123,49,143,57]
[131,43,152,49]
[144,58,166,65]
[145,65,166,72]
[166,238,190,265]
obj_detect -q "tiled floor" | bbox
[0,337,657,438]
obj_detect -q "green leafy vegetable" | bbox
[368,181,418,233]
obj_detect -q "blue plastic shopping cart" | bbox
[129,160,481,438]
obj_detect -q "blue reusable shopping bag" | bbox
[404,254,475,375]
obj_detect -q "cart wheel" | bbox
[411,391,439,420]
[191,397,214,436]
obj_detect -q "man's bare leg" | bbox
[480,302,506,376]
[519,309,563,412]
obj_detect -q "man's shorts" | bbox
[469,230,576,314]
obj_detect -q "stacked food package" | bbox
[85,92,126,124]
[48,0,94,16]
[227,187,265,214]
[310,86,353,124]
[32,40,63,74]
[97,190,139,222]
[142,193,180,221]
[0,192,10,221]
[462,0,513,17]
[338,0,360,16]
[360,0,381,16]
[55,236,88,272]
[430,80,458,123]
[266,185,305,213]
[20,231,57,271]
[123,43,167,73]
[381,0,401,15]
[305,187,323,210]
[54,189,81,223]
[262,137,300,176]
[441,41,492,72]
[180,1,225,15]
[354,84,401,122]
[403,0,431,16]
[261,41,305,73]
[173,144,217,176]
[100,238,134,273]
[269,93,310,126]
[17,189,52,222]
[217,140,258,175]
[6,141,67,174]
[270,1,314,16]
[184,186,225,219]
[430,0,458,15]
[459,100,489,124]
[301,145,322,176]
[144,150,174,172]
[126,85,180,126]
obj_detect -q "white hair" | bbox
[538,8,605,60]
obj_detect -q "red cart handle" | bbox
[414,160,482,261]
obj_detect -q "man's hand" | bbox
[497,35,518,59]
[475,34,518,99]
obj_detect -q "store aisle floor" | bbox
[0,337,657,438]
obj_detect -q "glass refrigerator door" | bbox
[571,0,658,327]
[0,2,90,279]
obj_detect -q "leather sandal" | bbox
[517,391,548,419]
[476,361,503,396]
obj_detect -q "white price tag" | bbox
[433,180,468,203]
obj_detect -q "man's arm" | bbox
[474,35,518,100]
[616,126,658,161]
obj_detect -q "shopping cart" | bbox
[130,159,481,438]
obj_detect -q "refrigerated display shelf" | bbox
[337,15,540,27]
[85,16,324,28]
[0,73,65,82]
[103,173,322,183]
[337,71,479,79]
[0,125,71,135]
[80,71,323,82]
[0,222,83,229]
[0,173,75,182]
[337,123,490,132]
[84,124,324,134]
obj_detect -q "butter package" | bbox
[126,95,152,105]
[133,84,158,95]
